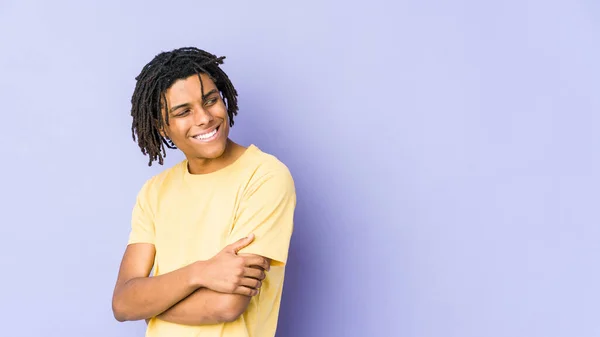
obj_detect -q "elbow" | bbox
[112,301,127,322]
[219,308,244,323]
[114,314,127,323]
[216,296,249,323]
[112,296,132,322]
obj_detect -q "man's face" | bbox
[161,73,230,161]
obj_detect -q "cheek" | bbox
[216,100,229,117]
[166,120,190,139]
[221,124,230,136]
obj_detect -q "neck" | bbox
[187,139,245,175]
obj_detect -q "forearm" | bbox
[157,288,251,325]
[112,262,201,322]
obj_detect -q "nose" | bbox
[193,106,214,126]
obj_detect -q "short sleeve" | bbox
[228,167,296,266]
[127,179,156,245]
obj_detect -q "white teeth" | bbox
[194,128,217,140]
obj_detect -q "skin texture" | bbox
[160,73,246,174]
[113,234,270,324]
[112,74,272,325]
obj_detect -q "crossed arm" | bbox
[112,240,269,325]
[114,167,295,326]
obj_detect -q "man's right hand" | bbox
[195,234,270,296]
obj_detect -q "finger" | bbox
[240,277,262,290]
[240,255,270,271]
[228,234,255,253]
[233,286,259,297]
[243,267,266,280]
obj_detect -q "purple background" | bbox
[1,1,599,336]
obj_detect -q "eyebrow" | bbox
[169,89,219,113]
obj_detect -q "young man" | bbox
[111,47,296,337]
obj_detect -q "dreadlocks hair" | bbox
[130,47,239,166]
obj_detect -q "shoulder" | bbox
[247,146,294,183]
[241,146,295,196]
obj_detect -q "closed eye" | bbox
[204,97,218,107]
[174,109,191,117]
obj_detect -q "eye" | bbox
[204,98,218,106]
[174,109,190,117]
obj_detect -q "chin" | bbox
[196,141,228,159]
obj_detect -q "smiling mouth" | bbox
[192,126,219,142]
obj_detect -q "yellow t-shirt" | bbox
[127,144,296,337]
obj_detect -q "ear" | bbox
[152,117,169,139]
[158,126,168,138]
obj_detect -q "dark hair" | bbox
[130,47,239,166]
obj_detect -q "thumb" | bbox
[229,233,255,253]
